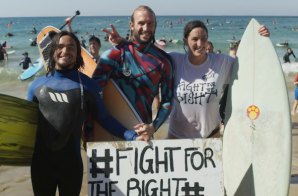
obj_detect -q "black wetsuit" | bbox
[0,47,6,60]
[283,51,296,63]
[27,69,137,196]
[19,56,32,69]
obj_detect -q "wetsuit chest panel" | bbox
[111,49,164,121]
[122,48,163,86]
[35,85,85,151]
[37,86,83,133]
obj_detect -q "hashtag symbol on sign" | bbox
[89,149,113,178]
[182,182,204,196]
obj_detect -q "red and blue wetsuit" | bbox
[27,69,136,196]
[93,41,174,131]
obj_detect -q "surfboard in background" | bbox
[7,50,16,55]
[18,57,44,81]
[36,26,141,142]
[223,18,291,196]
[276,42,289,47]
[0,94,38,166]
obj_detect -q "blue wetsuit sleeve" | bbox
[95,95,137,141]
[86,80,138,141]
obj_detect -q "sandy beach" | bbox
[0,116,297,195]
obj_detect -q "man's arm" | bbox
[92,49,119,88]
[65,17,73,33]
[88,79,149,141]
[153,53,174,132]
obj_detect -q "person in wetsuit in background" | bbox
[19,52,32,70]
[27,31,145,196]
[0,45,8,61]
[283,47,296,63]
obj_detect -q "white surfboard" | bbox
[223,18,291,196]
[7,50,15,55]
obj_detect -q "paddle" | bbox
[59,10,80,30]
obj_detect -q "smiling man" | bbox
[92,5,174,140]
[27,31,141,196]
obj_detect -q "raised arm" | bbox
[65,17,73,33]
[102,24,127,46]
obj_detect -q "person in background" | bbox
[1,41,7,48]
[206,41,214,53]
[32,25,37,34]
[19,52,32,70]
[66,17,101,62]
[88,35,101,63]
[94,5,174,140]
[27,31,144,196]
[229,40,241,57]
[65,17,73,33]
[0,45,8,61]
[292,73,298,115]
[30,37,37,46]
[283,47,296,63]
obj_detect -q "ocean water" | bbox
[0,15,298,101]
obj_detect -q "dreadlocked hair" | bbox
[47,31,84,75]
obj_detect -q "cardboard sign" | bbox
[87,138,223,196]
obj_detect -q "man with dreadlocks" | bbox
[27,31,143,196]
[92,5,174,140]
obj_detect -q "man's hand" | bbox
[133,123,155,143]
[102,24,125,45]
[135,134,151,143]
[258,25,270,37]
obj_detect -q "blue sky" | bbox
[1,0,297,17]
